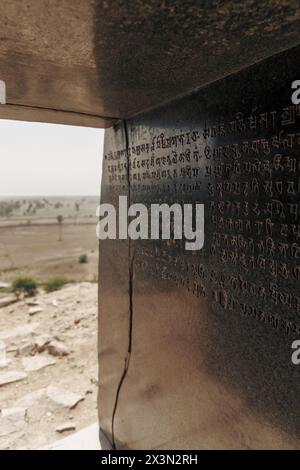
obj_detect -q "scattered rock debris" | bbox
[47,340,69,357]
[56,421,76,434]
[28,307,44,316]
[0,283,98,450]
[0,370,28,387]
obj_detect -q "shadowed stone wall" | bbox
[99,45,300,450]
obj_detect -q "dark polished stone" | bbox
[0,1,299,126]
[99,45,300,449]
[94,0,300,118]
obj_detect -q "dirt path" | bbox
[0,282,98,450]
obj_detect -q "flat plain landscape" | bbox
[0,196,99,284]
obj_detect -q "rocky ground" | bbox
[0,282,98,450]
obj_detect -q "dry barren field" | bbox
[0,223,99,284]
[0,196,99,284]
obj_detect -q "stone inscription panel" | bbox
[99,46,300,449]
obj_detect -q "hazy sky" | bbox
[0,119,104,196]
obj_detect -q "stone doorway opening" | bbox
[0,119,103,450]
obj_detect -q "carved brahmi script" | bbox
[99,46,300,450]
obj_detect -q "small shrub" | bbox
[45,277,67,293]
[13,277,37,296]
[79,254,88,264]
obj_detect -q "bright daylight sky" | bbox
[0,119,104,197]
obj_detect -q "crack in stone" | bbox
[111,120,134,450]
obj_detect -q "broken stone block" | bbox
[0,323,39,340]
[0,295,17,308]
[1,407,27,419]
[22,356,56,372]
[13,388,83,432]
[47,340,69,357]
[28,306,44,316]
[34,334,51,353]
[16,342,35,357]
[16,386,84,412]
[0,407,27,438]
[0,370,27,387]
[46,386,84,409]
[15,388,46,408]
[56,422,76,433]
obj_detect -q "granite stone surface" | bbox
[99,45,300,449]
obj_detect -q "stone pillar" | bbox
[98,45,300,450]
